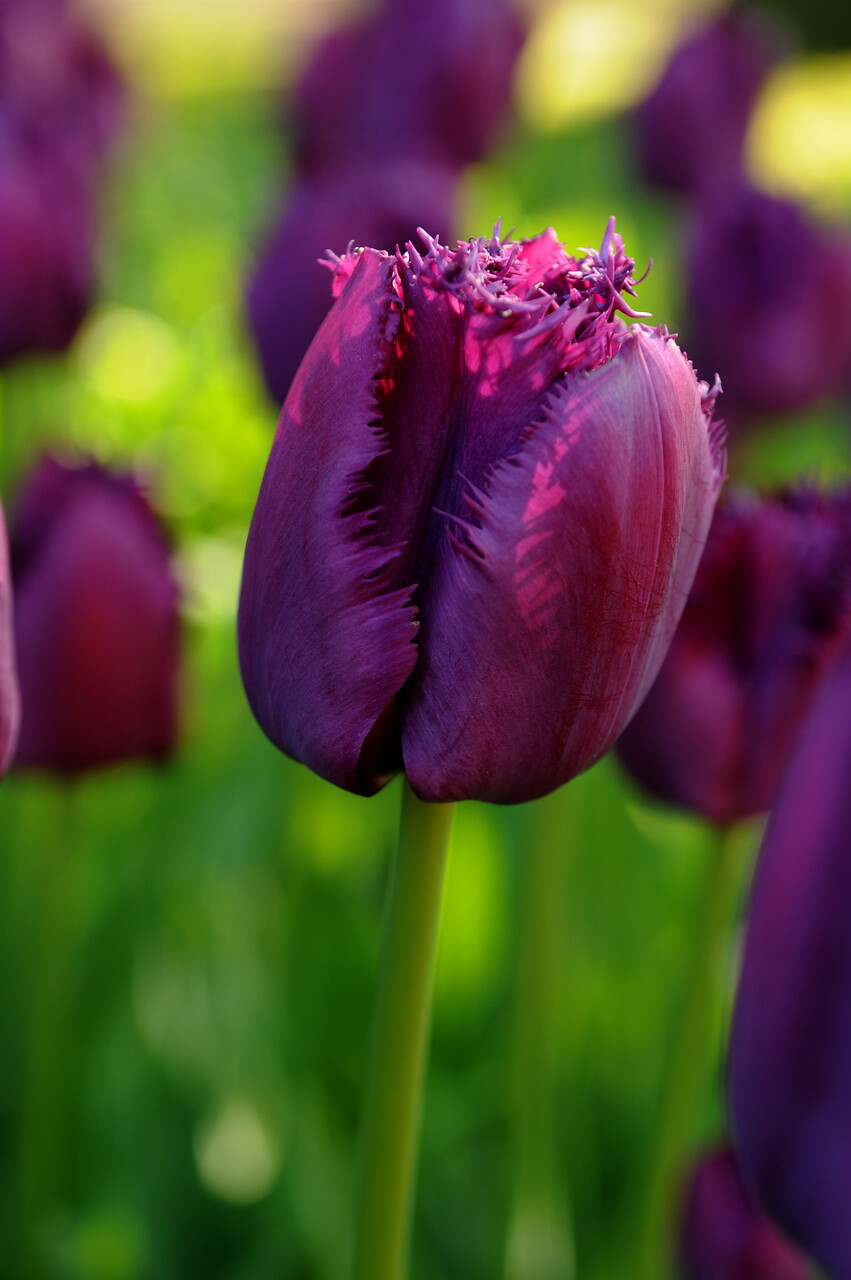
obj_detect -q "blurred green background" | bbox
[0,0,849,1277]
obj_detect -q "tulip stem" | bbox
[636,822,742,1280]
[349,780,455,1280]
[505,790,575,1280]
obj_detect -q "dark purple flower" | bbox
[684,184,851,425]
[246,160,456,406]
[0,0,124,163]
[11,456,180,776]
[238,223,725,803]
[0,122,94,362]
[634,13,786,199]
[0,500,20,777]
[616,489,851,825]
[680,1148,812,1280]
[291,0,524,177]
[729,623,851,1280]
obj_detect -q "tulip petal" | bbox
[402,329,722,803]
[730,628,851,1279]
[238,249,419,794]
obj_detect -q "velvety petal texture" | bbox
[291,0,524,175]
[729,624,851,1280]
[11,456,180,776]
[685,185,851,425]
[617,489,851,824]
[680,1148,812,1280]
[634,13,786,198]
[239,224,725,801]
[0,501,20,776]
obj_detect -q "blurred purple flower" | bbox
[680,1147,812,1280]
[634,12,786,198]
[617,489,851,825]
[685,185,851,425]
[0,500,20,777]
[11,456,180,777]
[0,0,125,163]
[246,160,456,406]
[0,123,94,362]
[239,223,725,802]
[729,622,851,1280]
[292,0,524,177]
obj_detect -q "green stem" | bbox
[505,791,575,1280]
[20,786,79,1279]
[349,780,455,1280]
[637,823,742,1280]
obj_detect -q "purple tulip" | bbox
[0,122,94,362]
[238,223,725,802]
[616,489,851,825]
[0,501,20,777]
[10,456,180,776]
[246,160,456,406]
[729,623,851,1279]
[634,13,785,199]
[0,0,125,163]
[680,1148,812,1280]
[684,185,851,425]
[291,0,524,177]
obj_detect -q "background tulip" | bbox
[291,0,524,176]
[729,624,851,1280]
[616,488,851,824]
[684,185,851,426]
[10,455,180,775]
[246,160,456,407]
[239,223,725,804]
[634,13,786,199]
[0,500,19,776]
[680,1148,812,1280]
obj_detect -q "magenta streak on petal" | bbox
[401,328,723,804]
[238,249,419,794]
[0,505,20,775]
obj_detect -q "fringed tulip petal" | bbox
[239,249,420,795]
[402,329,723,803]
[730,627,851,1279]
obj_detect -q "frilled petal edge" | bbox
[238,249,419,794]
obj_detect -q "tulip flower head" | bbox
[0,501,20,777]
[239,221,725,803]
[616,488,851,824]
[680,1148,812,1280]
[730,624,851,1280]
[11,456,180,776]
[634,12,786,199]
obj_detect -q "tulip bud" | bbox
[617,489,851,824]
[291,0,524,177]
[11,456,180,776]
[239,223,725,802]
[729,624,851,1280]
[0,500,20,777]
[680,1148,812,1280]
[684,185,851,425]
[246,160,456,406]
[634,13,786,199]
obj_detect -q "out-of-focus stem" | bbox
[349,780,455,1280]
[637,822,742,1280]
[505,790,575,1280]
[20,786,78,1280]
